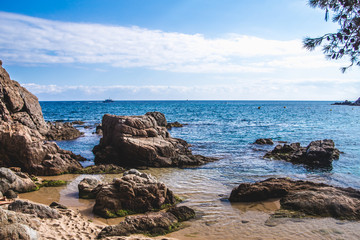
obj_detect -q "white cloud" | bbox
[0,11,342,73]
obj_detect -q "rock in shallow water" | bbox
[0,167,36,194]
[264,139,340,168]
[93,170,177,218]
[97,206,195,238]
[92,112,216,168]
[254,138,274,145]
[229,178,360,220]
[78,177,102,199]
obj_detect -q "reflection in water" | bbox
[20,168,360,240]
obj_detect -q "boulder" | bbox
[229,178,360,220]
[45,121,83,141]
[93,170,177,218]
[8,200,61,219]
[0,207,39,240]
[254,138,274,145]
[97,206,195,238]
[0,63,85,175]
[0,121,84,175]
[0,167,36,194]
[78,177,102,199]
[264,139,340,168]
[4,189,17,199]
[167,206,196,221]
[93,112,215,167]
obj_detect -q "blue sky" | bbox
[1,0,359,101]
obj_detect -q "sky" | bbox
[1,0,359,101]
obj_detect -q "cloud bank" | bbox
[0,12,339,73]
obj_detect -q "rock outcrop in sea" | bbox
[229,178,360,220]
[264,139,340,168]
[332,97,360,106]
[93,112,215,167]
[92,169,178,218]
[0,63,84,175]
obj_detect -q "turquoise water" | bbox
[40,101,360,189]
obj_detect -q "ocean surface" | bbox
[22,100,360,239]
[40,100,360,189]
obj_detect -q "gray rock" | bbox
[0,167,36,194]
[8,200,61,219]
[0,207,39,240]
[78,178,102,199]
[254,138,274,145]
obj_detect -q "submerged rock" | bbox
[254,138,274,145]
[97,206,195,238]
[93,170,177,218]
[166,121,184,129]
[0,167,36,194]
[264,139,340,168]
[8,200,61,219]
[229,178,360,220]
[93,112,216,167]
[45,121,83,141]
[0,63,85,175]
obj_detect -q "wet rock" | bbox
[93,171,177,218]
[93,112,216,168]
[254,138,274,145]
[4,189,17,199]
[45,121,83,141]
[8,200,61,219]
[0,207,39,240]
[78,177,102,199]
[75,164,124,174]
[95,124,103,135]
[72,120,85,125]
[97,206,195,238]
[167,206,195,221]
[49,201,68,209]
[229,178,360,220]
[0,167,36,194]
[264,139,340,168]
[166,121,184,129]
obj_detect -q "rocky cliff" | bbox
[0,62,83,175]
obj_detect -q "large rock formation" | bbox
[0,63,84,175]
[97,206,195,238]
[264,139,340,168]
[93,170,177,218]
[93,112,215,167]
[0,167,36,195]
[45,121,83,141]
[229,178,360,220]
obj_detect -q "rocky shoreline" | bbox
[1,62,360,239]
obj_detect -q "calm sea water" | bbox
[40,101,360,189]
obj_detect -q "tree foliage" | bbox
[303,0,360,72]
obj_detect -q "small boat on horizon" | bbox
[103,98,114,103]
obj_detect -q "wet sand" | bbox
[20,168,360,240]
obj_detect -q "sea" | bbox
[40,100,360,189]
[23,100,360,239]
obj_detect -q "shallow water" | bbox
[24,100,360,239]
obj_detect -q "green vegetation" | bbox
[40,180,68,187]
[304,0,360,72]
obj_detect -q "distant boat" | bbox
[103,98,114,103]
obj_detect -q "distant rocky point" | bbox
[332,97,360,106]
